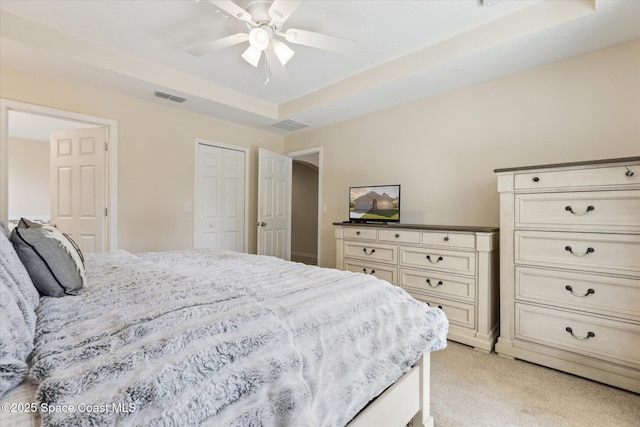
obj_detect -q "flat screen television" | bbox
[349,184,400,223]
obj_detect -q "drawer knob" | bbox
[565,205,595,216]
[356,231,361,235]
[532,176,540,182]
[564,245,595,257]
[426,279,443,288]
[362,248,376,255]
[426,255,443,263]
[362,268,376,275]
[565,285,595,297]
[565,327,595,341]
[395,233,400,238]
[444,236,450,242]
[625,166,634,177]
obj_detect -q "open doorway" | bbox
[1,99,118,251]
[288,148,321,266]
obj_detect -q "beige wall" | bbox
[285,40,640,268]
[8,136,49,221]
[2,40,638,261]
[1,67,284,253]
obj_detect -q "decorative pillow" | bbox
[0,231,39,313]
[0,281,33,397]
[0,221,9,239]
[10,223,85,297]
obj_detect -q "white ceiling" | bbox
[1,0,639,136]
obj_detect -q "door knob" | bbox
[259,222,267,227]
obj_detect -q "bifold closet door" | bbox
[195,143,245,251]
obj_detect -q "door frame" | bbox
[0,99,118,249]
[287,147,323,266]
[193,139,249,252]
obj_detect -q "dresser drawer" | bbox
[514,163,639,191]
[515,190,640,232]
[344,260,397,284]
[344,241,397,264]
[400,268,476,303]
[515,231,640,276]
[400,246,476,275]
[343,227,377,240]
[515,304,640,369]
[515,267,640,321]
[379,229,420,244]
[410,294,476,329]
[421,231,475,249]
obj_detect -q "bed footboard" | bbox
[347,353,432,427]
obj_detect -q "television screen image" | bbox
[349,185,400,223]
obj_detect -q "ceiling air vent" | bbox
[271,119,309,131]
[154,91,187,103]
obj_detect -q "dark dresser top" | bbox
[494,156,640,173]
[333,222,499,233]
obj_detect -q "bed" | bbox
[0,221,448,427]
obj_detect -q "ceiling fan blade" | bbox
[186,33,249,57]
[283,28,357,55]
[208,0,254,23]
[268,0,301,25]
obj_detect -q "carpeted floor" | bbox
[429,341,640,427]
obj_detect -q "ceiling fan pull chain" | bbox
[264,55,270,86]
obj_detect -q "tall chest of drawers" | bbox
[495,157,640,393]
[334,223,500,352]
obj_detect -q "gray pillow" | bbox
[10,223,85,297]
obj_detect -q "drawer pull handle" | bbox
[395,233,400,238]
[565,285,595,297]
[362,268,376,275]
[444,236,450,242]
[564,246,595,256]
[356,231,361,235]
[426,255,443,263]
[426,302,444,310]
[532,176,540,182]
[625,166,634,177]
[565,327,595,341]
[426,279,443,288]
[362,248,376,255]
[565,205,594,216]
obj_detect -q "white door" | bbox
[194,143,246,251]
[50,127,106,253]
[257,148,291,259]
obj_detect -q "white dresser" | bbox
[334,223,499,352]
[495,157,640,393]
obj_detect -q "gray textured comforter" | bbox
[29,250,448,426]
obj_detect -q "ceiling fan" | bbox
[188,0,357,80]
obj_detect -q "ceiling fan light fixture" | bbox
[272,39,295,65]
[241,45,262,67]
[248,27,270,51]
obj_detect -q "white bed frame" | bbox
[348,354,433,427]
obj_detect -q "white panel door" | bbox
[257,148,291,259]
[222,149,245,251]
[195,145,223,249]
[194,143,245,251]
[50,127,106,253]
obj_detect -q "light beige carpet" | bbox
[430,341,640,427]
